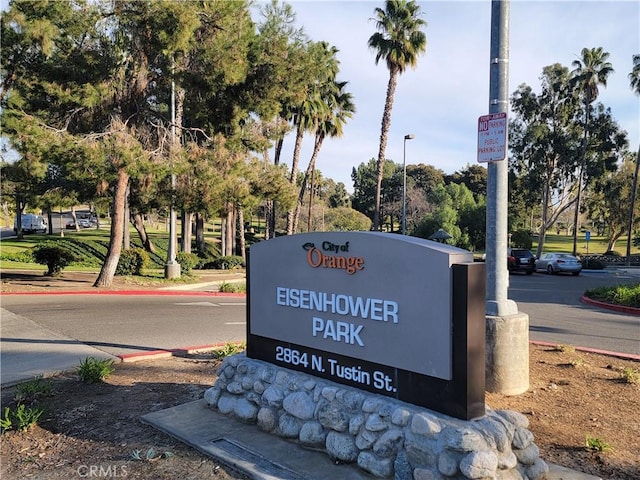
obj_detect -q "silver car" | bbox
[535,253,582,276]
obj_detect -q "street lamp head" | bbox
[404,134,415,140]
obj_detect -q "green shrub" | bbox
[76,357,115,384]
[619,367,639,384]
[116,248,150,276]
[510,230,532,249]
[32,242,77,276]
[193,241,222,269]
[214,342,246,359]
[603,250,621,257]
[210,255,244,270]
[0,250,34,263]
[585,283,640,308]
[1,404,45,433]
[585,436,613,453]
[130,448,174,462]
[219,281,246,293]
[176,251,199,274]
[15,377,54,403]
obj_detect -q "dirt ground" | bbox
[1,270,639,479]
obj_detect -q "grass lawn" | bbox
[532,233,639,256]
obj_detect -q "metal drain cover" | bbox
[209,438,306,480]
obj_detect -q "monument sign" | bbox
[247,232,486,420]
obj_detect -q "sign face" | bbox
[246,232,487,419]
[477,112,507,162]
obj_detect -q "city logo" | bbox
[302,241,365,275]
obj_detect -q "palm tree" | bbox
[625,54,640,265]
[368,0,426,231]
[569,47,614,255]
[629,54,640,94]
[285,41,340,235]
[293,80,355,233]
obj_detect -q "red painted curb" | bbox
[1,290,246,297]
[580,296,640,316]
[530,340,640,362]
[117,342,244,362]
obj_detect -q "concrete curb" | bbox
[580,295,640,316]
[118,342,244,363]
[1,290,245,297]
[530,340,640,362]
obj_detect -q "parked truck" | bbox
[14,213,48,234]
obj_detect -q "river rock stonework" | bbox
[204,354,549,479]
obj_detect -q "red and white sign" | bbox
[477,112,507,163]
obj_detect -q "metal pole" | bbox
[402,134,414,235]
[485,0,516,316]
[165,61,181,279]
[485,0,529,395]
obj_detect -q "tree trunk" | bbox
[47,210,53,235]
[195,213,205,253]
[536,179,551,258]
[572,99,590,256]
[286,119,304,235]
[94,170,129,287]
[70,206,79,232]
[294,134,322,234]
[373,68,399,231]
[15,194,25,239]
[132,213,155,253]
[224,204,234,256]
[2,201,9,228]
[307,166,315,232]
[267,137,285,238]
[181,210,192,253]
[123,184,130,250]
[625,144,640,266]
[264,200,273,240]
[237,206,246,260]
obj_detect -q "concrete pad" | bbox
[142,399,374,480]
[0,308,117,386]
[142,399,602,480]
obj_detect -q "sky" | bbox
[263,0,640,191]
[1,1,638,193]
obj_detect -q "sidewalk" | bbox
[0,268,247,386]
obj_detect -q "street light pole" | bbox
[402,134,415,235]
[165,61,181,279]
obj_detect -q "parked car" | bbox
[14,213,47,234]
[507,248,535,275]
[66,217,95,229]
[535,252,582,276]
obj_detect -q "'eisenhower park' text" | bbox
[276,287,399,347]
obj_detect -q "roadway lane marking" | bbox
[225,322,246,325]
[217,302,246,306]
[174,302,220,307]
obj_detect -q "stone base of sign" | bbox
[485,312,530,395]
[204,354,548,480]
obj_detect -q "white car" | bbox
[535,253,582,276]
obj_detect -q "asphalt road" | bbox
[0,295,247,358]
[508,270,639,355]
[1,269,638,360]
